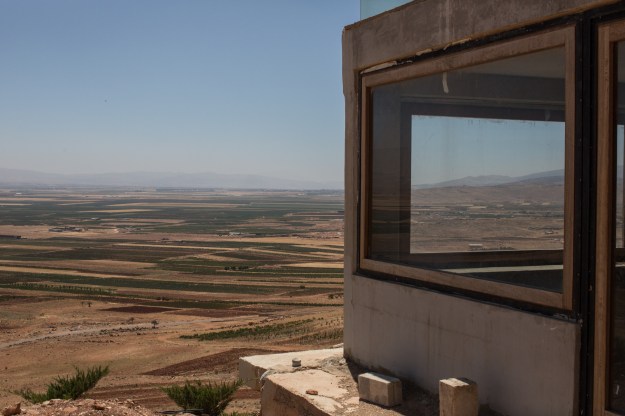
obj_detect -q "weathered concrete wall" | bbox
[344,0,618,81]
[344,275,579,415]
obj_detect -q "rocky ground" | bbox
[2,399,160,416]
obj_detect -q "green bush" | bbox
[18,365,109,403]
[162,379,242,416]
[17,390,48,404]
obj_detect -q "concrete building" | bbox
[342,1,625,415]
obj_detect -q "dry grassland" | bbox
[0,188,344,415]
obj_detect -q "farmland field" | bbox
[0,187,344,414]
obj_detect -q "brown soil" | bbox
[102,306,179,314]
[0,295,342,413]
[143,348,276,376]
[229,305,287,314]
[86,386,176,411]
[0,265,130,278]
[232,389,261,400]
[170,309,262,318]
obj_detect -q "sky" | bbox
[412,117,565,184]
[0,1,360,183]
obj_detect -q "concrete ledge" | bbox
[358,372,402,407]
[240,348,439,415]
[238,347,343,390]
[261,369,349,416]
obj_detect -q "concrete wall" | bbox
[344,275,579,415]
[341,1,614,415]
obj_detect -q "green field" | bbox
[0,188,344,309]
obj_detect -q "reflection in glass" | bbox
[368,47,566,292]
[411,116,564,254]
[609,41,625,414]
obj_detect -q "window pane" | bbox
[368,47,566,292]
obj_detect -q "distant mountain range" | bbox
[0,168,343,190]
[413,169,565,189]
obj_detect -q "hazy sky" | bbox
[0,1,359,183]
[412,117,565,184]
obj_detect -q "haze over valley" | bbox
[0,168,343,190]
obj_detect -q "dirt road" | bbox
[0,315,254,350]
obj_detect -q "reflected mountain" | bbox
[413,169,564,189]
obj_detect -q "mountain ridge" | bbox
[0,167,343,190]
[413,169,565,189]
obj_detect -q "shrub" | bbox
[17,390,48,404]
[162,379,242,416]
[18,365,109,403]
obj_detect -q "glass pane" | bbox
[609,41,625,414]
[368,47,566,292]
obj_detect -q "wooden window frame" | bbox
[594,18,625,416]
[359,26,576,310]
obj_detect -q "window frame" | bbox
[358,25,576,310]
[594,17,625,416]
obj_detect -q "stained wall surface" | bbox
[342,1,616,415]
[344,275,579,415]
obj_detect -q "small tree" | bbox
[162,379,242,416]
[151,320,159,329]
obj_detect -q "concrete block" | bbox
[439,378,478,416]
[357,372,402,407]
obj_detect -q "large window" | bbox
[360,27,575,309]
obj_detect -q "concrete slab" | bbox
[240,348,441,415]
[239,347,343,390]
